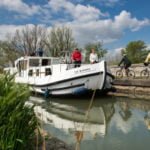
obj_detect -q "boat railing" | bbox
[66,63,76,70]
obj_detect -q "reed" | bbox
[0,74,38,150]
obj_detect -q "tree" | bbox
[0,41,21,67]
[45,26,77,57]
[125,40,149,63]
[0,25,77,68]
[11,25,47,56]
[84,42,107,63]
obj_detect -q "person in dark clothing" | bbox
[118,54,132,76]
[37,48,43,57]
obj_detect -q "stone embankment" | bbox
[108,64,150,99]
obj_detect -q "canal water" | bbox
[30,95,150,150]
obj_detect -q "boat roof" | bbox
[16,56,59,61]
[14,56,60,66]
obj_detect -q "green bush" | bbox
[0,74,38,150]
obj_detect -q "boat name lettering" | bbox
[74,68,91,74]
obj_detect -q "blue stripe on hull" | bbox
[73,87,90,95]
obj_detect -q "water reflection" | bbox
[30,96,150,150]
[118,101,132,121]
[144,113,150,130]
[33,97,115,142]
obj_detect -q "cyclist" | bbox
[118,53,132,76]
[144,52,150,66]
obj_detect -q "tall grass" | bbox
[0,74,38,150]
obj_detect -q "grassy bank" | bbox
[0,74,74,150]
[0,74,38,150]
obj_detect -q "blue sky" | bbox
[0,0,150,52]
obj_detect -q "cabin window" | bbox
[51,58,60,64]
[29,59,39,67]
[42,59,51,66]
[21,60,27,70]
[36,69,39,76]
[45,68,51,76]
[28,70,33,76]
[17,60,27,71]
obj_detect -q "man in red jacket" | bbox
[71,48,82,67]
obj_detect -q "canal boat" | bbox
[4,55,114,96]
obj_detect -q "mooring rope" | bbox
[75,89,96,150]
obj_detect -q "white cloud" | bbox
[46,0,150,46]
[65,10,150,46]
[0,25,24,40]
[73,4,101,22]
[48,0,109,22]
[0,0,41,16]
[0,0,150,48]
[71,0,121,7]
[0,24,47,40]
[104,0,121,7]
[114,11,150,31]
[110,106,144,134]
[105,47,123,62]
[48,0,71,12]
[147,44,150,50]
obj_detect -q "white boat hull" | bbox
[31,72,104,95]
[5,57,114,96]
[29,62,113,95]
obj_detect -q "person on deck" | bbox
[37,47,43,57]
[89,48,98,64]
[71,48,82,68]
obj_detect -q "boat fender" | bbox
[44,88,50,98]
[73,87,88,95]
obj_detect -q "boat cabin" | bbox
[15,56,60,77]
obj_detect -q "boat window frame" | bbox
[29,58,40,67]
[28,69,33,76]
[17,60,28,71]
[36,69,39,76]
[41,58,51,66]
[45,68,52,76]
[51,58,60,64]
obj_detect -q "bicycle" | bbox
[140,64,150,79]
[116,66,135,79]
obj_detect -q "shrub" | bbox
[0,74,38,150]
